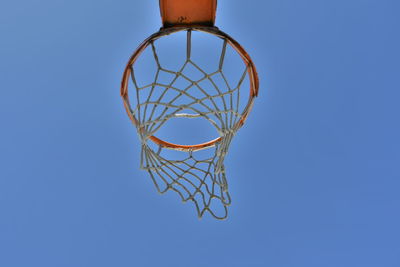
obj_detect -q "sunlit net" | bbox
[127,29,251,219]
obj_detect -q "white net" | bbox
[126,29,254,219]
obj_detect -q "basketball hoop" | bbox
[121,0,259,219]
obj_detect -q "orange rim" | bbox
[121,26,259,151]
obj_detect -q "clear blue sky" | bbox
[1,0,400,266]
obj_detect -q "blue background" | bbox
[1,0,400,266]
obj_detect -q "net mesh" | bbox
[128,29,250,219]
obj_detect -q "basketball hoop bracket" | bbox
[160,0,217,28]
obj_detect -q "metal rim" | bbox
[121,26,259,151]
